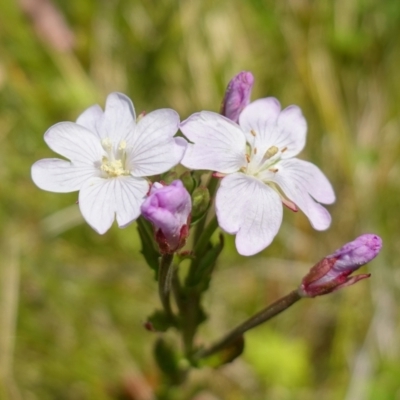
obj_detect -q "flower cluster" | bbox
[32,73,336,256]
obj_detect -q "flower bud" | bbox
[179,171,196,194]
[220,71,254,123]
[191,186,210,219]
[299,234,382,297]
[141,180,191,254]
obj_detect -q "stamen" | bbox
[269,168,278,173]
[245,154,251,163]
[281,146,288,153]
[119,140,127,150]
[254,147,257,155]
[101,138,112,150]
[265,146,279,159]
[250,129,256,137]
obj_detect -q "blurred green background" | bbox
[0,0,399,399]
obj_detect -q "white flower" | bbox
[180,97,335,256]
[32,92,187,234]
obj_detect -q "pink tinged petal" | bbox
[97,92,136,142]
[31,158,98,193]
[272,158,335,230]
[216,173,283,256]
[239,98,307,159]
[76,104,103,134]
[79,176,149,234]
[128,109,184,176]
[44,122,105,165]
[180,111,247,173]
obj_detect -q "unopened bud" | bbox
[161,170,178,185]
[141,180,191,254]
[220,71,254,123]
[180,171,196,194]
[299,234,382,297]
[191,186,210,219]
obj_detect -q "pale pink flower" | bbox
[180,97,335,256]
[32,92,187,234]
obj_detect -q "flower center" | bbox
[100,138,130,177]
[244,139,287,177]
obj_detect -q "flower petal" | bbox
[31,158,98,193]
[44,122,105,165]
[239,98,307,160]
[76,104,103,134]
[79,176,149,234]
[272,158,335,230]
[97,92,136,142]
[216,173,283,256]
[180,111,247,173]
[128,109,184,176]
[113,176,150,227]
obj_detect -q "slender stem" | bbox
[172,269,199,357]
[195,289,302,360]
[158,254,176,324]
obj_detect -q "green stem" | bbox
[194,289,302,360]
[178,216,218,358]
[158,254,176,324]
[172,269,199,357]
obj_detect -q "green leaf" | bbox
[154,337,187,385]
[146,309,173,332]
[136,217,159,274]
[198,336,245,368]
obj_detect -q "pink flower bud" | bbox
[220,71,254,123]
[141,180,191,254]
[299,234,382,297]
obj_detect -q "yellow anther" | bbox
[250,129,257,137]
[265,146,279,159]
[245,154,251,163]
[269,168,278,173]
[101,158,129,177]
[281,146,288,153]
[254,147,258,155]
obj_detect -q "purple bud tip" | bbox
[141,180,192,253]
[330,234,382,272]
[221,71,254,123]
[300,234,383,297]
